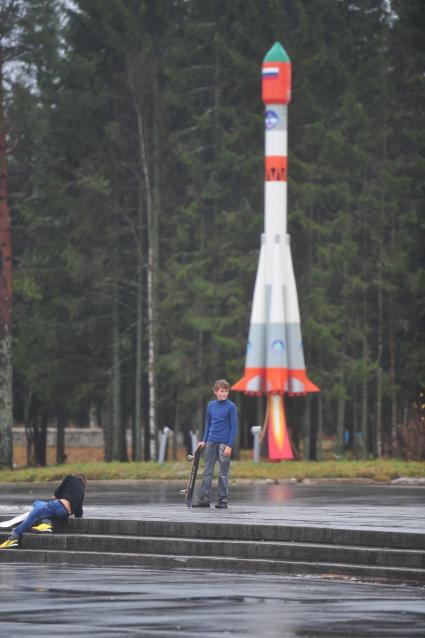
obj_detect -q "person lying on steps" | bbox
[0,473,86,549]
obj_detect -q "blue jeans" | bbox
[199,443,231,502]
[12,500,69,538]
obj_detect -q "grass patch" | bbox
[0,458,423,484]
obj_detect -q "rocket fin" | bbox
[231,369,265,395]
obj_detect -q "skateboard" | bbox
[180,445,202,508]
[0,511,30,529]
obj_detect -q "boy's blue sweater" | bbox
[202,399,238,447]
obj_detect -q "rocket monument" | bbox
[232,42,319,460]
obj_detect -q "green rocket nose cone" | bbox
[263,42,290,63]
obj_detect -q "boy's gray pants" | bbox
[199,442,230,503]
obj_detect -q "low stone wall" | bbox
[11,428,187,466]
[12,427,105,448]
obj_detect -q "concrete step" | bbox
[1,517,424,584]
[1,547,424,584]
[62,518,425,550]
[8,532,425,570]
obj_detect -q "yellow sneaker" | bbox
[31,523,52,534]
[0,536,19,549]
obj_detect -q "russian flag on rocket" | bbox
[232,43,319,460]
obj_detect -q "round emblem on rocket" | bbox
[271,339,286,355]
[265,110,279,129]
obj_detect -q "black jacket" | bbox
[54,475,85,517]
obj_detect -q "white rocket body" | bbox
[233,44,318,397]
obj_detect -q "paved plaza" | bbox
[1,480,424,533]
[0,481,424,637]
[1,562,425,637]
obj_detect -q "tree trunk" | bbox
[315,393,323,461]
[376,252,384,457]
[102,402,112,462]
[360,211,370,458]
[24,389,34,466]
[149,62,161,461]
[315,344,323,461]
[111,280,121,461]
[361,330,369,459]
[352,387,359,458]
[389,216,397,453]
[119,404,128,463]
[303,395,311,460]
[389,216,397,454]
[133,250,144,461]
[389,328,397,453]
[34,407,48,467]
[0,329,12,467]
[129,54,159,460]
[55,405,66,465]
[173,391,180,461]
[147,245,156,460]
[336,392,345,456]
[376,136,387,457]
[0,51,13,468]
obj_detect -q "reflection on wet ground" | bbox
[0,563,424,637]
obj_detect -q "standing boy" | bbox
[193,379,238,509]
[0,473,86,549]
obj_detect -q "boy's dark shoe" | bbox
[0,536,19,549]
[215,501,228,509]
[192,499,210,508]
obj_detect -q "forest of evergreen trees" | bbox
[0,0,423,466]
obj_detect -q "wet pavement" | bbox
[0,563,424,637]
[0,482,424,636]
[0,481,424,533]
